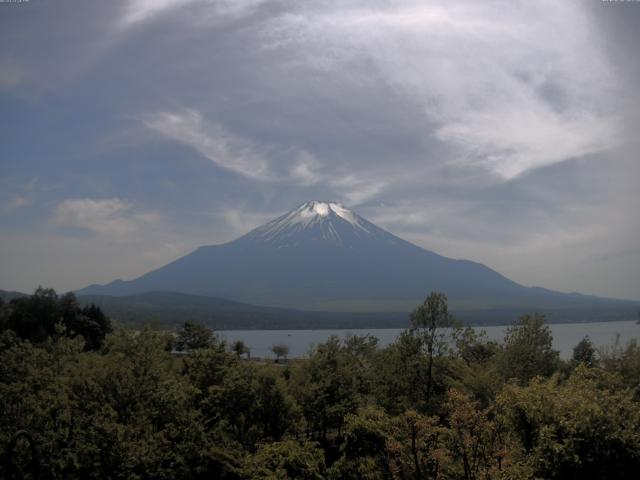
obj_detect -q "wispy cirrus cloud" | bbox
[140,108,385,203]
[141,109,331,185]
[52,198,160,240]
[1,195,31,214]
[142,109,273,181]
[220,207,274,237]
[119,0,193,26]
[119,0,267,27]
[0,56,24,90]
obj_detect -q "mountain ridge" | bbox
[3,288,637,329]
[77,201,638,311]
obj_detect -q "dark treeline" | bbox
[1,290,640,479]
[0,287,112,350]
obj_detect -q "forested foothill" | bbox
[2,290,640,479]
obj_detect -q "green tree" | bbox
[410,292,460,407]
[387,410,443,480]
[455,327,499,366]
[201,362,299,448]
[571,336,597,368]
[244,440,325,480]
[374,330,427,414]
[498,314,559,385]
[182,343,238,395]
[497,366,640,479]
[442,389,508,480]
[76,329,215,479]
[1,287,111,350]
[600,337,640,395]
[0,327,228,479]
[290,336,371,441]
[329,406,392,479]
[343,333,379,358]
[174,320,216,351]
[231,339,250,359]
[331,406,444,480]
[271,344,289,363]
[60,293,112,350]
[452,327,502,407]
[4,287,62,343]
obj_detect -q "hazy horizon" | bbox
[2,1,640,301]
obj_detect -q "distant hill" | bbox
[77,291,640,330]
[77,291,410,330]
[78,201,639,313]
[2,288,637,329]
[0,289,29,302]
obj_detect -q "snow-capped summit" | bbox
[274,201,366,228]
[246,200,372,244]
[293,201,361,225]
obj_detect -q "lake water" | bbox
[219,321,640,359]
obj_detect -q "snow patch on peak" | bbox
[296,201,361,227]
[249,201,372,243]
[329,203,358,225]
[298,201,330,219]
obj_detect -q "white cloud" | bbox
[142,109,273,181]
[288,151,323,186]
[141,109,392,203]
[220,207,274,237]
[123,1,621,208]
[120,0,267,27]
[330,174,386,205]
[436,108,617,179]
[1,195,31,213]
[0,57,24,89]
[52,198,160,240]
[120,0,193,26]
[261,0,619,180]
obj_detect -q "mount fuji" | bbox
[77,201,634,313]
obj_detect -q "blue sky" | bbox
[1,0,639,300]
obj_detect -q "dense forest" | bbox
[2,288,640,479]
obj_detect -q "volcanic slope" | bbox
[78,201,633,312]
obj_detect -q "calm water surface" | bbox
[220,321,640,359]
